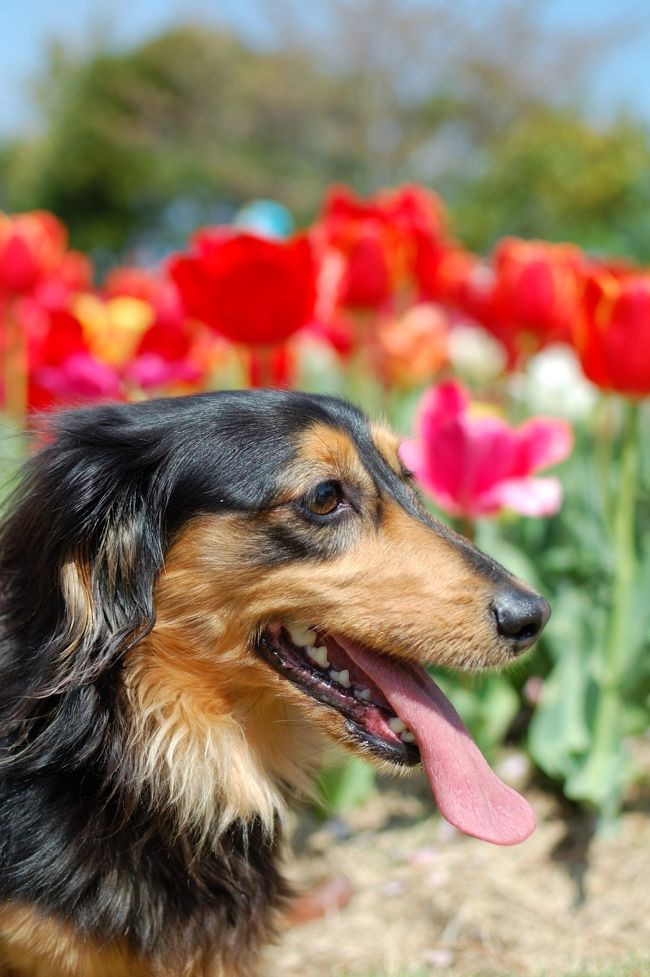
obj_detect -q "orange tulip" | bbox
[376,304,449,386]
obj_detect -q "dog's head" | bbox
[0,391,548,846]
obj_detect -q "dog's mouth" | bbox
[257,622,536,847]
[258,622,422,767]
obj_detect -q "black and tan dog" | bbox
[0,390,549,977]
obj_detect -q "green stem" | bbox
[593,395,616,537]
[590,397,640,819]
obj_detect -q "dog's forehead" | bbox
[369,423,403,475]
[292,417,402,482]
[297,421,367,474]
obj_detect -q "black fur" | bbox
[0,389,506,970]
[0,391,359,965]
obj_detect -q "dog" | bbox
[0,390,549,977]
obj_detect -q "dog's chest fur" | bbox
[0,770,287,976]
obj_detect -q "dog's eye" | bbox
[304,480,343,516]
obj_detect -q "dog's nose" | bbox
[492,589,550,654]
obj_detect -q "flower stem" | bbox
[590,397,639,821]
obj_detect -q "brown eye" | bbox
[304,480,343,516]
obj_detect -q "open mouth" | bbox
[257,622,537,847]
[257,623,422,767]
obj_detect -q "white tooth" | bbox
[400,731,416,743]
[288,624,317,648]
[307,645,330,668]
[354,688,372,701]
[388,717,407,734]
[330,669,351,688]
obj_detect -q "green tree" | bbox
[2,2,649,262]
[0,27,366,253]
[448,108,650,260]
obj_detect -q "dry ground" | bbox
[264,749,650,977]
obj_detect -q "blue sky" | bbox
[2,0,650,136]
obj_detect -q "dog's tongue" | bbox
[338,640,535,846]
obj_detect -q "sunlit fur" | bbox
[0,390,537,977]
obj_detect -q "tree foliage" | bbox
[449,109,650,260]
[0,28,366,252]
[1,2,650,261]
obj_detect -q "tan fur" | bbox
[59,559,94,661]
[122,512,327,845]
[0,903,153,977]
[370,422,404,476]
[287,424,374,495]
[121,425,503,847]
[0,899,243,976]
[1,415,516,977]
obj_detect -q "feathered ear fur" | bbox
[0,405,176,769]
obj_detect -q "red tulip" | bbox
[423,239,584,368]
[574,266,650,397]
[487,239,584,366]
[28,308,121,411]
[315,184,446,312]
[401,381,573,519]
[0,212,94,420]
[0,211,71,297]
[418,245,495,323]
[103,266,209,390]
[169,230,317,346]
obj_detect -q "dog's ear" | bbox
[0,405,173,760]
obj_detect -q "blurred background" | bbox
[1,3,650,977]
[3,0,650,263]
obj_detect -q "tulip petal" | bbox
[516,418,574,473]
[481,477,563,517]
[405,379,572,520]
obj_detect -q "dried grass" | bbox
[263,757,650,977]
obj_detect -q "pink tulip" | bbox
[33,352,122,405]
[400,381,573,519]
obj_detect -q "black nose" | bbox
[492,589,550,653]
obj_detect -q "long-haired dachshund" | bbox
[0,390,549,977]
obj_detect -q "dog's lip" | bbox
[255,625,421,767]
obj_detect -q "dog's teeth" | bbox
[354,688,372,701]
[388,717,407,734]
[330,669,351,688]
[400,731,416,743]
[307,645,330,668]
[288,624,317,648]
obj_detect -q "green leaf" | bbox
[528,646,594,781]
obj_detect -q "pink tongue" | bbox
[338,640,535,846]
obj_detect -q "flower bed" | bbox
[1,185,648,824]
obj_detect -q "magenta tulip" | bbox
[401,381,573,519]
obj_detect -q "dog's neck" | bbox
[121,621,324,849]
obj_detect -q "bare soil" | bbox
[263,749,650,977]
